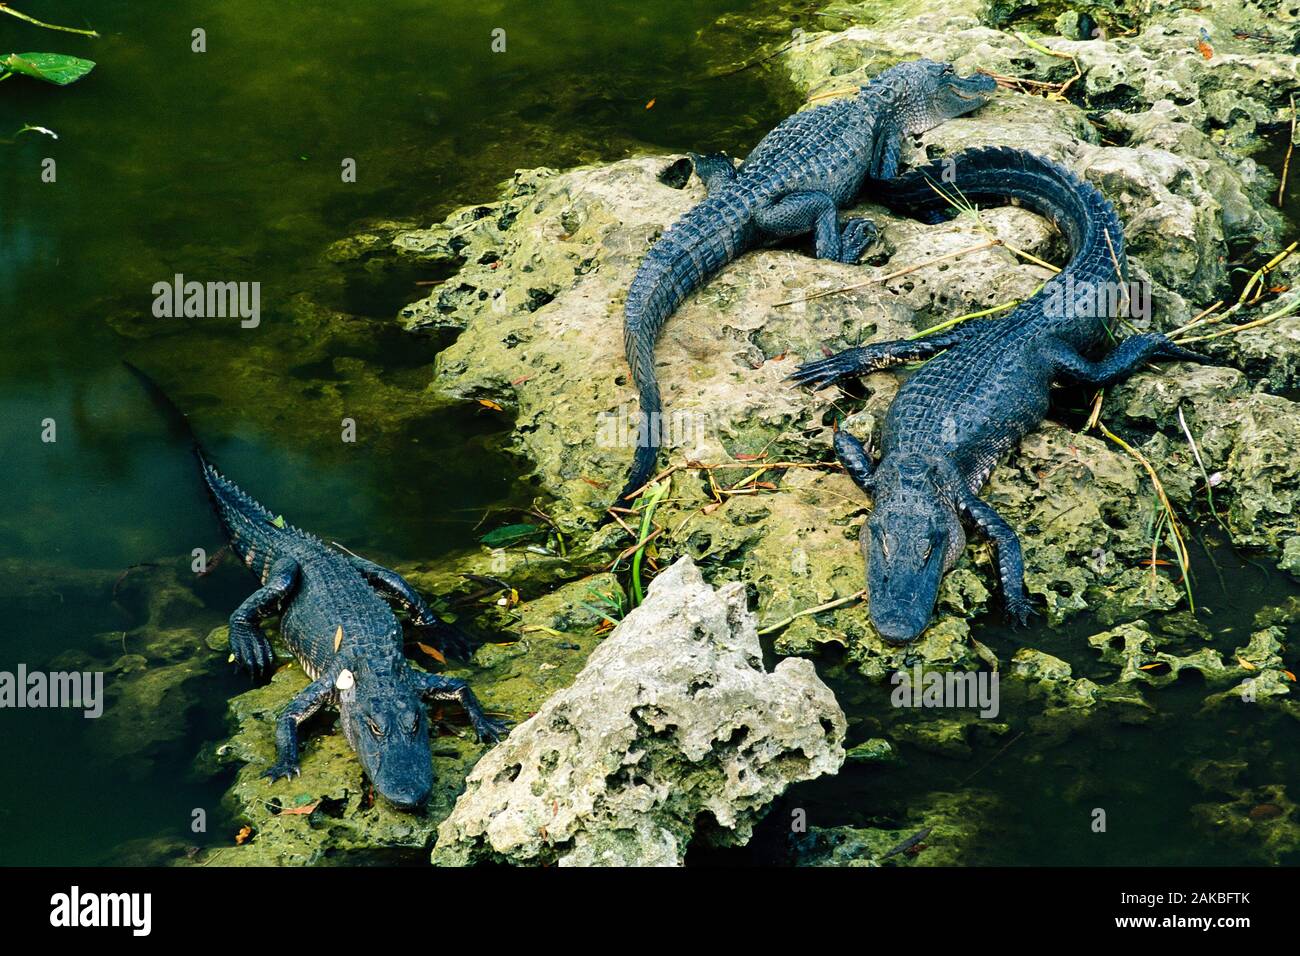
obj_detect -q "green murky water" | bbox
[0,0,806,865]
[2,1,1296,868]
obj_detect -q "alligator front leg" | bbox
[412,672,510,743]
[754,190,878,264]
[265,675,333,782]
[228,557,299,676]
[1042,333,1210,386]
[349,555,472,657]
[790,330,968,390]
[958,492,1037,626]
[833,429,876,493]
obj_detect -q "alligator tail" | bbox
[616,195,751,508]
[124,361,280,555]
[879,146,1125,282]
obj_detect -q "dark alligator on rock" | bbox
[127,364,508,810]
[790,147,1210,643]
[615,59,998,507]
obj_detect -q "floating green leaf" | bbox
[269,515,287,529]
[1,52,96,85]
[478,523,545,547]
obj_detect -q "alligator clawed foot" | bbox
[788,349,863,391]
[263,761,301,783]
[472,715,512,745]
[1005,598,1040,629]
[837,217,879,263]
[1159,340,1215,366]
[230,632,273,678]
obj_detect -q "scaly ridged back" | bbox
[880,146,1127,339]
[619,192,753,502]
[876,147,1129,486]
[197,450,309,571]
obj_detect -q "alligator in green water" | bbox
[127,364,507,810]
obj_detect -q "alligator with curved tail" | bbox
[616,59,998,507]
[127,364,508,810]
[790,147,1210,643]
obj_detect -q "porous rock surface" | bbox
[431,556,847,866]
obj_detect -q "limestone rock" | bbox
[432,556,847,866]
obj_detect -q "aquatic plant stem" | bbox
[0,4,99,37]
[630,479,669,605]
[1176,404,1229,533]
[757,589,866,636]
[774,239,1002,307]
[1280,94,1296,207]
[1096,420,1194,611]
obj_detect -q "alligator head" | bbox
[861,455,966,643]
[334,659,433,811]
[872,58,998,135]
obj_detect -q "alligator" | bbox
[615,59,998,507]
[127,365,507,810]
[790,147,1209,643]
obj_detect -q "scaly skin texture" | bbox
[616,59,998,506]
[200,453,508,810]
[791,147,1210,643]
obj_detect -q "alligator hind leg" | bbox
[1042,333,1211,386]
[689,151,737,194]
[228,557,299,677]
[958,493,1037,627]
[754,190,878,264]
[412,672,510,743]
[265,675,332,782]
[790,330,967,390]
[348,555,472,658]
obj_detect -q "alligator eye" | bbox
[366,717,384,738]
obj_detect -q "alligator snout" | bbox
[379,781,431,812]
[869,599,935,645]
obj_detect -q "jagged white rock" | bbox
[432,556,846,866]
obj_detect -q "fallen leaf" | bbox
[1285,670,1296,682]
[1139,662,1164,671]
[734,453,763,461]
[645,98,656,109]
[416,642,447,663]
[278,801,320,816]
[333,625,344,652]
[1238,657,1258,671]
[477,399,504,411]
[234,826,253,845]
[510,375,533,386]
[522,625,563,637]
